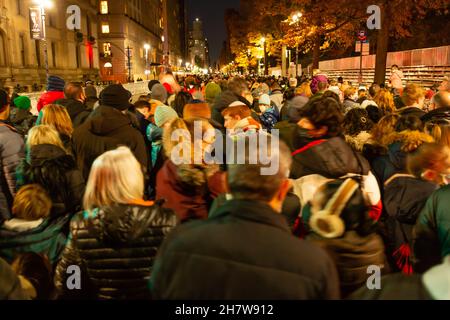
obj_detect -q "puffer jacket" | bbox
[0,122,25,221]
[54,201,177,299]
[414,186,450,273]
[16,144,85,217]
[308,231,386,297]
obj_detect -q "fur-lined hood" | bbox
[345,131,373,152]
[387,130,434,153]
[177,163,220,188]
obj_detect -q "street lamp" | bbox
[144,43,150,80]
[33,0,53,80]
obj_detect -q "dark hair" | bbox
[366,105,383,123]
[395,115,424,132]
[343,108,373,136]
[134,100,151,110]
[369,84,381,98]
[318,81,328,92]
[11,253,54,299]
[228,77,249,96]
[172,91,193,117]
[300,97,344,137]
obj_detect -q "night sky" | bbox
[186,0,240,65]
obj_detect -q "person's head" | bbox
[295,81,312,97]
[407,143,450,185]
[289,78,298,88]
[84,147,144,211]
[438,78,449,92]
[310,178,375,239]
[370,114,401,146]
[154,105,179,128]
[358,88,367,99]
[0,89,10,120]
[84,85,98,100]
[402,84,425,108]
[46,75,65,92]
[228,77,252,103]
[391,64,399,71]
[373,88,395,114]
[337,76,344,84]
[204,82,222,104]
[11,253,54,300]
[366,105,383,124]
[151,83,169,104]
[134,100,152,119]
[99,84,132,111]
[172,91,193,117]
[343,108,373,136]
[369,83,381,99]
[163,118,215,165]
[13,96,31,111]
[26,125,65,150]
[258,94,271,113]
[344,87,357,101]
[318,81,328,93]
[183,103,211,120]
[395,115,424,132]
[297,97,344,138]
[12,184,52,221]
[40,104,73,138]
[322,90,341,105]
[222,101,252,130]
[64,82,85,102]
[430,91,450,111]
[425,122,450,147]
[227,136,292,213]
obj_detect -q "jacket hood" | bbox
[92,203,169,244]
[29,144,67,166]
[55,99,87,120]
[88,105,132,135]
[386,130,434,168]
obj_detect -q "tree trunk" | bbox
[312,36,321,70]
[374,4,390,85]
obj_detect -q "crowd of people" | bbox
[0,67,449,300]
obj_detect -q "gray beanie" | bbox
[287,96,309,122]
[151,84,168,103]
[154,105,179,127]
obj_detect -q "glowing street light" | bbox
[32,0,53,79]
[144,44,151,80]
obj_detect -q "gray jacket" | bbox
[0,122,24,221]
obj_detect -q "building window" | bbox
[103,42,111,56]
[19,34,26,66]
[102,23,110,34]
[100,1,109,14]
[51,42,57,67]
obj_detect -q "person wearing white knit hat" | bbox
[154,105,179,128]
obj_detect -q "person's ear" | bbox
[277,179,291,202]
[421,169,437,182]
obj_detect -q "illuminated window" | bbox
[103,42,111,56]
[100,1,109,14]
[102,23,110,34]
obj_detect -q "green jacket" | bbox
[0,215,70,265]
[414,185,450,273]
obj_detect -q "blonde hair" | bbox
[27,125,65,150]
[402,84,425,106]
[370,114,400,147]
[83,147,144,211]
[374,89,395,114]
[41,104,74,138]
[425,123,450,148]
[295,82,312,97]
[12,184,52,220]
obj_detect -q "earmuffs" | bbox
[309,178,359,239]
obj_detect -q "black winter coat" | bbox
[16,144,85,217]
[150,199,340,300]
[72,105,148,180]
[54,202,177,300]
[421,106,450,123]
[55,98,91,128]
[290,129,370,179]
